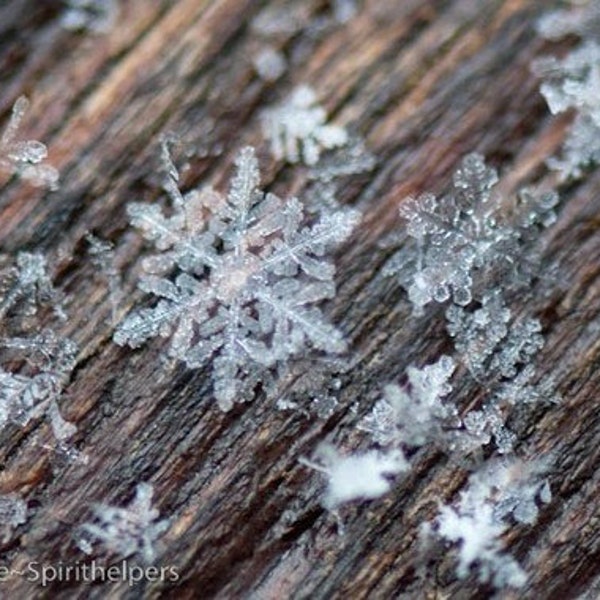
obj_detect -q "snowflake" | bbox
[445,292,558,454]
[0,97,58,188]
[261,86,349,165]
[359,355,457,447]
[424,457,551,588]
[77,483,168,564]
[115,144,359,410]
[384,154,558,314]
[0,252,66,323]
[0,330,78,441]
[0,493,27,542]
[534,3,600,179]
[300,443,408,510]
[304,136,377,215]
[446,291,544,383]
[86,233,122,324]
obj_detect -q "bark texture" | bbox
[0,1,598,599]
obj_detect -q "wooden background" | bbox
[0,0,599,598]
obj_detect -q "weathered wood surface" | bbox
[0,0,599,598]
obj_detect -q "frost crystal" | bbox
[0,97,58,188]
[261,86,349,165]
[427,457,550,588]
[0,330,78,441]
[115,144,359,410]
[300,443,408,509]
[385,154,558,313]
[534,3,600,179]
[61,0,119,33]
[77,483,168,564]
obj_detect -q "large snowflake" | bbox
[115,144,359,410]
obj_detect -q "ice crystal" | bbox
[261,86,349,165]
[426,457,550,588]
[536,1,600,41]
[360,356,457,447]
[114,144,359,410]
[0,252,66,322]
[385,154,558,314]
[304,137,377,215]
[300,443,408,509]
[535,3,600,179]
[0,493,27,542]
[446,291,544,384]
[61,0,119,33]
[77,483,168,564]
[445,292,558,454]
[0,97,59,188]
[86,234,122,324]
[0,330,78,441]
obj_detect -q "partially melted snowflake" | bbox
[77,483,168,564]
[261,86,349,165]
[425,457,551,588]
[0,97,58,188]
[115,144,359,410]
[300,443,408,510]
[360,355,457,447]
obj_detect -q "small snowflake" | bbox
[385,154,558,314]
[261,86,349,165]
[0,330,78,441]
[0,97,58,188]
[77,483,168,564]
[300,443,408,510]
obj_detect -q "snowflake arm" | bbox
[0,97,58,188]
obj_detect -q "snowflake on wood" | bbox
[0,330,78,441]
[77,483,168,564]
[300,443,408,510]
[384,154,558,314]
[423,457,551,589]
[115,144,359,410]
[261,86,349,165]
[0,97,58,188]
[359,355,458,448]
[0,252,66,323]
[446,292,559,455]
[534,3,600,179]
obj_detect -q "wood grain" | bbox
[0,1,598,598]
